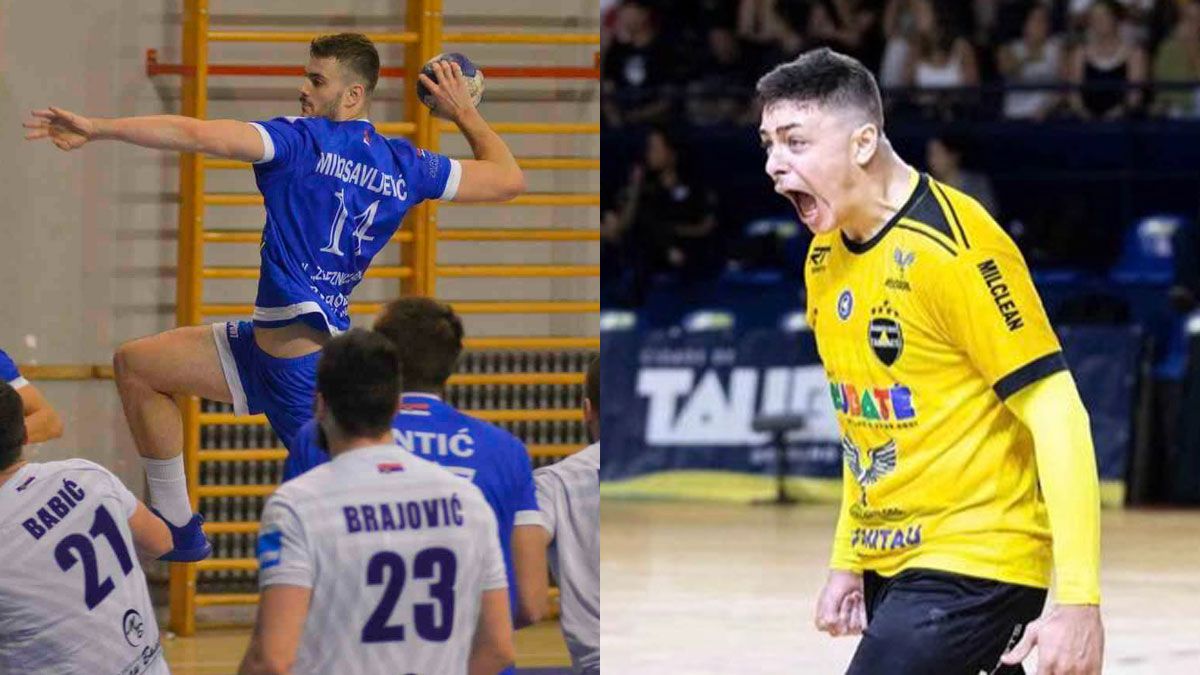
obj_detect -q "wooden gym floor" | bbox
[602,500,1200,674]
[160,613,570,673]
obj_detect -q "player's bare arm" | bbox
[237,585,312,675]
[127,501,173,560]
[17,383,63,443]
[417,60,526,202]
[512,524,551,628]
[24,107,265,163]
[468,588,516,675]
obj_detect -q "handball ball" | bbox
[417,53,484,117]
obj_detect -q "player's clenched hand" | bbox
[23,107,96,151]
[418,60,476,123]
[815,569,865,637]
[1000,604,1104,674]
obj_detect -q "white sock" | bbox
[143,456,194,527]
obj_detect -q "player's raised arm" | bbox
[418,61,526,202]
[15,382,63,443]
[468,588,516,675]
[24,107,266,163]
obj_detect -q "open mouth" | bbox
[786,190,820,224]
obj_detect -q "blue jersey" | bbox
[249,117,460,333]
[285,394,541,622]
[0,349,28,389]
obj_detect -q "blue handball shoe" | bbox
[151,508,213,562]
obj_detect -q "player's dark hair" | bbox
[756,47,884,127]
[317,329,402,438]
[0,382,26,471]
[372,297,464,392]
[585,355,599,413]
[310,33,381,94]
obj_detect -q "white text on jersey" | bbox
[314,152,409,200]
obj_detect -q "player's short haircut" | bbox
[585,355,599,413]
[317,329,402,438]
[372,297,464,392]
[0,382,26,471]
[756,47,884,127]
[310,32,381,94]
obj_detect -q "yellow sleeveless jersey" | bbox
[807,171,1065,589]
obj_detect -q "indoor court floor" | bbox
[160,615,571,674]
[602,500,1200,674]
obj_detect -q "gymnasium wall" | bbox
[0,0,600,491]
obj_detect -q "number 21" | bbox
[54,505,135,610]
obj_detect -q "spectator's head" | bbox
[616,0,655,45]
[912,0,936,35]
[315,329,402,450]
[926,135,968,179]
[1086,0,1123,43]
[644,127,681,172]
[0,382,27,472]
[372,297,464,394]
[584,355,600,442]
[756,48,887,235]
[708,27,740,66]
[1022,3,1052,45]
[1178,0,1200,37]
[304,33,380,120]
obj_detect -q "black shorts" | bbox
[845,568,1048,675]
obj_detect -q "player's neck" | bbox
[326,431,394,458]
[0,459,28,489]
[840,151,915,243]
[332,104,370,122]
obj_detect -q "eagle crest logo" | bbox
[842,437,898,505]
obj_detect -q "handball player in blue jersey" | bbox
[287,298,549,656]
[23,33,525,561]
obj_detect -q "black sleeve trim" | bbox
[993,351,1068,401]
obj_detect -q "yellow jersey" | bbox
[806,171,1066,590]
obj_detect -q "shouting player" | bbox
[758,49,1103,674]
[285,297,548,659]
[1,346,64,443]
[238,329,513,675]
[23,33,525,560]
[0,381,174,673]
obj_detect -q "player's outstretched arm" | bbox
[238,585,312,675]
[512,524,551,628]
[417,61,526,202]
[17,383,63,443]
[24,107,265,162]
[468,588,516,675]
[128,501,173,560]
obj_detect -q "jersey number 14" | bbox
[321,189,380,257]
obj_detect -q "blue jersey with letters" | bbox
[0,348,28,389]
[249,117,460,333]
[286,393,540,623]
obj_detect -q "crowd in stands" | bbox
[600,0,1200,304]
